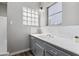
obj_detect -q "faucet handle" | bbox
[74,36,79,38]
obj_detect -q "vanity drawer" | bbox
[43,43,70,56]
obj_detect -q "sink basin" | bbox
[38,34,54,39]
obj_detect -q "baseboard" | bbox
[0,52,9,56]
[10,48,30,56]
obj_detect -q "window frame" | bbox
[47,2,62,26]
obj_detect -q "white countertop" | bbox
[31,34,79,55]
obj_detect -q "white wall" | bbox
[62,2,79,25]
[7,2,40,53]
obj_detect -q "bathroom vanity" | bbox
[30,34,79,56]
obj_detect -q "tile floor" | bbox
[13,51,33,56]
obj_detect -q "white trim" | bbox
[10,48,30,56]
[0,52,9,56]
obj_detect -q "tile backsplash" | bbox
[41,26,79,39]
[30,27,40,34]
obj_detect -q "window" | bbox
[48,2,62,25]
[22,7,39,26]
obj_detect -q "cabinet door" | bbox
[45,50,56,56]
[30,37,36,55]
[45,52,51,56]
[34,43,44,56]
[30,36,44,56]
[43,42,70,56]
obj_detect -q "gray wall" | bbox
[62,2,79,25]
[0,3,7,16]
[7,2,40,53]
[41,2,79,26]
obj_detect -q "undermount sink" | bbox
[38,34,54,39]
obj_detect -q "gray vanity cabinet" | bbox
[30,35,77,56]
[34,43,44,56]
[30,37,36,55]
[43,43,70,56]
[45,50,57,56]
[30,36,44,56]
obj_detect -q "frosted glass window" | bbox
[28,13,31,17]
[35,18,38,22]
[50,12,62,25]
[35,11,38,14]
[32,9,35,13]
[28,8,31,13]
[23,12,28,16]
[32,14,35,18]
[23,21,27,25]
[32,21,35,25]
[28,17,31,22]
[35,21,39,26]
[48,2,62,25]
[23,16,27,20]
[32,18,35,21]
[48,2,62,16]
[23,7,28,12]
[22,7,39,26]
[28,21,31,25]
[35,15,38,18]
